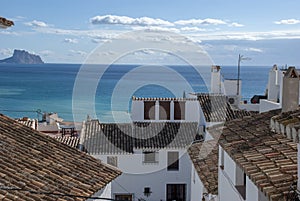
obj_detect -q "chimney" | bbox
[282,66,299,112]
[267,64,279,101]
[211,65,222,93]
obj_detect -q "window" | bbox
[115,194,133,201]
[167,151,179,170]
[220,147,224,170]
[144,101,156,120]
[174,101,185,120]
[235,165,246,200]
[159,101,170,120]
[166,184,186,201]
[143,151,158,164]
[107,156,118,167]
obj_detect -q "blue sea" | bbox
[0,63,270,122]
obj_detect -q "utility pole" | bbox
[237,54,251,96]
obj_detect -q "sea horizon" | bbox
[0,63,271,122]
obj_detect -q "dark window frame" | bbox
[159,101,170,120]
[107,156,118,167]
[167,151,179,171]
[143,151,158,164]
[144,101,156,120]
[174,101,185,120]
[166,184,186,201]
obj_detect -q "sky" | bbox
[1,0,300,66]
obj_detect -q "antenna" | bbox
[237,54,251,95]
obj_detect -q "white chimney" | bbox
[282,66,299,113]
[211,65,222,93]
[267,64,279,102]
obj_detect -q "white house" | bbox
[215,109,297,201]
[211,64,300,113]
[186,93,253,201]
[79,120,201,201]
[215,67,300,201]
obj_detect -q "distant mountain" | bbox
[0,49,44,64]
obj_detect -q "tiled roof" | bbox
[15,117,37,130]
[54,136,80,149]
[270,108,300,142]
[132,96,198,101]
[81,121,200,154]
[0,114,121,200]
[197,93,254,122]
[217,109,297,200]
[188,140,219,195]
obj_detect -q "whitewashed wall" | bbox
[259,99,281,113]
[219,146,268,201]
[94,149,192,201]
[238,103,259,112]
[267,68,279,101]
[211,69,222,94]
[190,165,204,201]
[219,146,244,201]
[298,144,300,191]
[224,80,241,96]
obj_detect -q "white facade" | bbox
[298,143,300,190]
[190,165,204,201]
[258,99,281,113]
[211,65,225,94]
[218,146,268,201]
[239,66,300,113]
[267,65,280,102]
[93,149,192,201]
[224,79,241,96]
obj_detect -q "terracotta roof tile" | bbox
[0,114,121,200]
[188,140,218,195]
[217,109,297,200]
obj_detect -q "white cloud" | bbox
[180,27,207,32]
[90,15,173,26]
[69,50,87,57]
[91,38,111,43]
[245,47,263,53]
[21,21,300,43]
[0,48,13,56]
[39,50,54,56]
[229,22,244,27]
[188,29,300,41]
[275,19,300,25]
[24,20,48,27]
[64,38,78,44]
[175,18,227,26]
[223,45,238,51]
[136,49,156,55]
[132,26,180,33]
[0,30,19,36]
